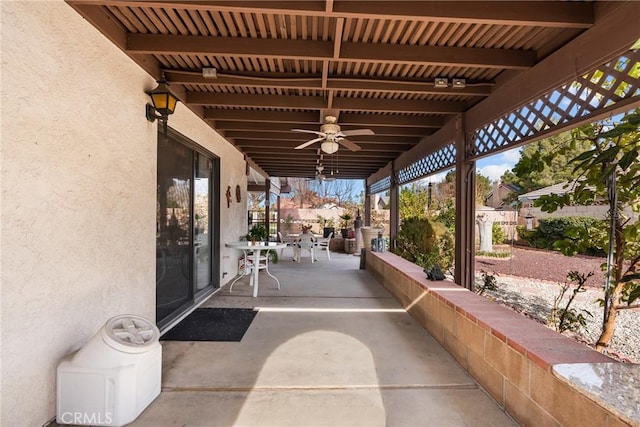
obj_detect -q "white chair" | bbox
[293,234,316,263]
[278,231,295,259]
[317,232,333,260]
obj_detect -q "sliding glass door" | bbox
[156,129,219,329]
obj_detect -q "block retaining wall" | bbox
[366,250,632,427]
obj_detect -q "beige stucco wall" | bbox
[0,1,246,425]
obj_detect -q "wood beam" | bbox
[164,71,492,96]
[193,92,465,113]
[214,121,433,136]
[366,164,393,188]
[326,78,492,96]
[337,113,445,128]
[339,42,535,70]
[331,97,466,114]
[129,34,534,69]
[204,110,320,123]
[393,117,458,173]
[226,131,420,143]
[332,1,593,28]
[246,152,393,160]
[188,93,327,109]
[127,34,333,60]
[235,140,414,152]
[73,1,594,28]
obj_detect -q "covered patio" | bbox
[2,1,639,426]
[129,253,517,426]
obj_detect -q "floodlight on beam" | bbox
[452,78,466,88]
[434,78,448,88]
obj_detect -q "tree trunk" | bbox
[596,289,619,351]
[596,201,625,352]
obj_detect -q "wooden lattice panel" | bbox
[368,176,392,195]
[471,50,640,158]
[396,143,456,185]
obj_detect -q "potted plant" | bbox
[324,218,335,238]
[247,223,268,242]
[339,213,352,238]
[245,223,278,263]
[318,214,335,238]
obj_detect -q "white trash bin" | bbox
[57,314,162,426]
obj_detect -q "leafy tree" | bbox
[501,131,593,197]
[436,170,492,205]
[399,183,429,220]
[530,110,640,352]
[476,173,492,205]
[434,199,456,232]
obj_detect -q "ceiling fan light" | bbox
[321,141,339,154]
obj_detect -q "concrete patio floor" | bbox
[131,252,517,426]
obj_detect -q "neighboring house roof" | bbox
[484,182,521,208]
[376,195,390,209]
[518,181,578,202]
[485,182,521,199]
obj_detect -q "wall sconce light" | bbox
[434,77,449,88]
[146,73,178,135]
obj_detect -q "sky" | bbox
[427,145,522,184]
[476,146,522,182]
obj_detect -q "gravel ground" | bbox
[474,273,640,363]
[476,245,608,287]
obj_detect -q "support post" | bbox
[364,183,371,226]
[276,195,281,237]
[455,115,476,290]
[389,171,399,248]
[264,180,270,240]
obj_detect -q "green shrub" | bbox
[492,223,506,244]
[392,217,454,270]
[476,250,511,258]
[518,216,606,256]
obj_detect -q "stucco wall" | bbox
[0,1,245,425]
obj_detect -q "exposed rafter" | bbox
[67,0,640,183]
[72,1,594,28]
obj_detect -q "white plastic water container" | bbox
[57,315,162,426]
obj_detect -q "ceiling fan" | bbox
[292,115,374,153]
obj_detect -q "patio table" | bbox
[225,241,287,297]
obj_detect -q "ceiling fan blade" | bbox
[341,129,375,137]
[292,129,325,136]
[294,137,325,150]
[337,138,361,152]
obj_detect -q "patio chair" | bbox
[278,231,296,259]
[293,233,316,263]
[317,232,333,260]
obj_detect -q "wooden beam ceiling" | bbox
[68,0,637,182]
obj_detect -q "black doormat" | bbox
[161,308,258,342]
